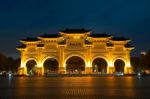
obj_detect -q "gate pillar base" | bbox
[124,67,133,74]
[36,67,43,76]
[59,67,66,74]
[107,67,115,74]
[18,67,27,75]
[86,67,92,74]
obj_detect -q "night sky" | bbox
[0,0,150,58]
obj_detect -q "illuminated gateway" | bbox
[17,29,134,75]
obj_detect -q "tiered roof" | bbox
[17,29,134,49]
[90,33,112,38]
[111,37,129,41]
[39,34,60,38]
[22,37,39,41]
[61,28,90,33]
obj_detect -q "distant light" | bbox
[9,73,12,77]
[138,72,141,76]
[141,52,146,55]
[8,73,13,81]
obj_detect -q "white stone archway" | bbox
[25,58,38,66]
[113,56,127,66]
[41,56,59,67]
[92,55,109,65]
[113,56,127,73]
[91,55,109,74]
[64,54,87,67]
[64,54,87,74]
[24,58,38,75]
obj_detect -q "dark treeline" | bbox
[0,53,20,72]
[131,50,150,73]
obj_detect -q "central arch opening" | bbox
[43,58,59,74]
[114,59,125,73]
[92,58,108,74]
[26,60,37,75]
[66,56,85,74]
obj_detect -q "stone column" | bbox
[85,67,92,74]
[19,57,27,75]
[36,67,43,76]
[85,46,92,74]
[124,52,133,74]
[107,66,115,74]
[124,66,133,74]
[18,52,27,75]
[59,67,66,74]
[18,67,27,75]
[59,46,66,74]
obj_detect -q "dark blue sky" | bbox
[0,0,150,58]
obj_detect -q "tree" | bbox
[138,50,150,71]
[0,53,21,72]
[131,57,140,72]
[0,53,7,71]
[13,58,21,72]
[144,50,150,69]
[5,57,14,71]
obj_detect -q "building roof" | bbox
[39,34,60,38]
[60,28,90,33]
[111,37,129,41]
[124,44,134,48]
[90,33,112,38]
[17,44,26,48]
[22,37,39,42]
